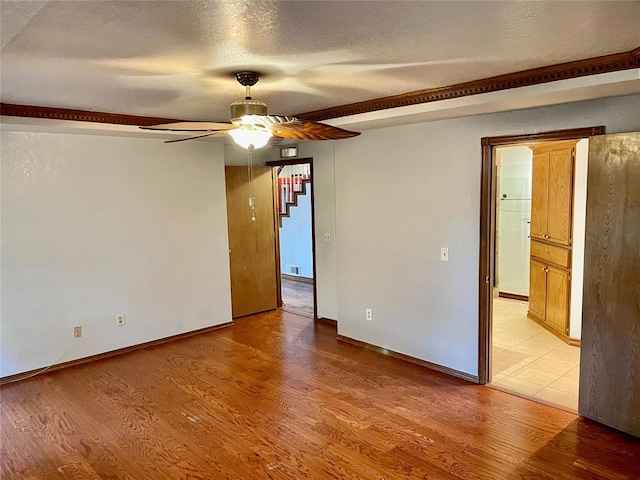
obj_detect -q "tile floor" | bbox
[489,297,580,412]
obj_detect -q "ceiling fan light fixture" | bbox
[228,128,272,149]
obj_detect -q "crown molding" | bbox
[0,103,182,126]
[297,48,640,122]
[2,48,638,127]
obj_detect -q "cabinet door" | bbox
[529,259,547,321]
[547,147,574,246]
[546,266,569,334]
[530,151,549,241]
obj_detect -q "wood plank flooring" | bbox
[281,276,314,318]
[2,310,640,479]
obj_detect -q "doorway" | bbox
[478,126,605,412]
[267,158,317,320]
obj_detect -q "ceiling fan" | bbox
[140,71,360,149]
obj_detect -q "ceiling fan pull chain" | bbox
[247,146,256,222]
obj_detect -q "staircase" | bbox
[277,163,311,227]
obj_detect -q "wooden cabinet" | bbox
[529,259,547,320]
[530,141,575,246]
[528,258,570,337]
[528,140,576,341]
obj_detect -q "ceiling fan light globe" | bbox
[228,128,272,149]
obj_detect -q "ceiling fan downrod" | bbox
[235,71,260,99]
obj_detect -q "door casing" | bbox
[266,157,318,320]
[477,126,605,385]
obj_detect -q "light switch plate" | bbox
[441,247,449,262]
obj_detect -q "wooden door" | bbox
[580,132,640,438]
[547,146,574,245]
[530,151,548,241]
[545,266,569,334]
[528,259,547,321]
[226,166,278,318]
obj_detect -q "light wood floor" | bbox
[281,276,314,318]
[2,310,640,479]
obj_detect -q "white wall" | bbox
[280,184,313,278]
[1,132,232,377]
[496,146,532,297]
[331,94,640,377]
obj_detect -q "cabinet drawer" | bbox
[530,241,571,268]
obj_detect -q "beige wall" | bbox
[1,132,232,377]
[299,94,640,377]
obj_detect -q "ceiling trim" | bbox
[1,48,638,128]
[0,103,183,126]
[297,48,640,122]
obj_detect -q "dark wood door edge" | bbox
[268,157,318,320]
[266,158,313,167]
[478,126,605,385]
[298,49,640,121]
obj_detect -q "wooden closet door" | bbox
[226,166,278,318]
[530,151,548,241]
[529,259,547,321]
[580,132,640,438]
[545,266,569,334]
[546,147,574,246]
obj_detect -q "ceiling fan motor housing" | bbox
[230,99,268,124]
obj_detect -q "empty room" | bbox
[1,1,640,478]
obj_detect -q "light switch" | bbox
[323,233,331,242]
[440,247,449,262]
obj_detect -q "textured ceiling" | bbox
[1,0,639,123]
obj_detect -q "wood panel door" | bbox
[530,151,549,241]
[545,266,569,334]
[529,259,547,321]
[226,166,278,318]
[580,132,640,438]
[546,147,574,245]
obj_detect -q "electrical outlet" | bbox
[366,308,373,321]
[116,313,126,326]
[74,326,82,338]
[323,232,331,242]
[440,247,449,262]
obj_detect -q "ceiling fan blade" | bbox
[164,131,229,144]
[141,122,235,132]
[241,114,300,129]
[270,122,360,141]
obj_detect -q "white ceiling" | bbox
[1,0,639,129]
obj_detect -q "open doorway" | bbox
[268,158,317,319]
[478,126,605,413]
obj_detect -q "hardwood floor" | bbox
[2,310,640,479]
[281,276,314,318]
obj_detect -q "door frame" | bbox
[266,157,318,320]
[477,126,605,385]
